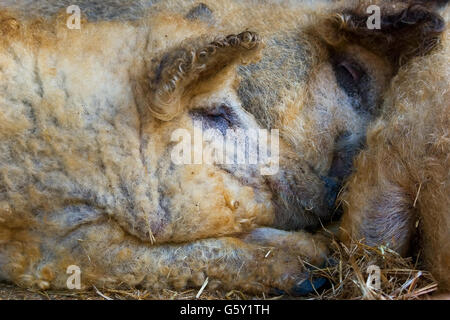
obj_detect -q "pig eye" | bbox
[189,103,238,134]
[337,61,363,83]
[332,56,370,109]
[204,104,235,126]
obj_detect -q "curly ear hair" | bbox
[137,31,262,121]
[403,0,449,9]
[334,3,445,68]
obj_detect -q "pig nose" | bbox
[321,176,340,210]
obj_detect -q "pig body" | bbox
[0,0,336,293]
[0,0,447,294]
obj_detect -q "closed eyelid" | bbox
[338,60,363,82]
[331,52,376,115]
[189,103,241,134]
[193,103,235,117]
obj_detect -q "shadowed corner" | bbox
[271,258,337,297]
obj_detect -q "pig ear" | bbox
[331,3,445,68]
[142,31,262,121]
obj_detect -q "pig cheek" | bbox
[162,165,275,241]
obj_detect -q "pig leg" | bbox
[1,221,328,295]
[339,151,416,256]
